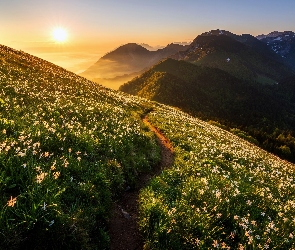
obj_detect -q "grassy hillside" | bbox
[0,45,161,249]
[1,44,295,249]
[120,59,261,121]
[120,58,295,162]
[140,106,295,249]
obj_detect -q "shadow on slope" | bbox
[120,58,295,162]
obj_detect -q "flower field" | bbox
[1,44,295,249]
[139,105,295,249]
[0,45,160,249]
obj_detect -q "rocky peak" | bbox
[257,31,295,59]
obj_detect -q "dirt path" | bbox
[109,116,174,250]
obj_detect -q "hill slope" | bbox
[80,43,188,89]
[0,44,161,249]
[1,44,295,249]
[120,58,295,161]
[140,106,295,249]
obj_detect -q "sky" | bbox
[1,0,295,73]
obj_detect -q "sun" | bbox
[52,27,68,43]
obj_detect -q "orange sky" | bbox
[1,0,295,74]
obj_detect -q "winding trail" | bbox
[109,115,174,250]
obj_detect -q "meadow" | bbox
[139,105,295,249]
[1,44,295,249]
[0,45,160,249]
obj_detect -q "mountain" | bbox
[171,29,294,84]
[80,43,188,89]
[1,44,295,249]
[257,31,295,70]
[120,58,295,161]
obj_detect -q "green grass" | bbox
[0,45,161,249]
[139,106,295,249]
[1,44,295,249]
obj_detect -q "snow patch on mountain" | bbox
[257,31,295,59]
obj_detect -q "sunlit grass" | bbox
[1,44,295,249]
[0,45,160,249]
[139,106,295,249]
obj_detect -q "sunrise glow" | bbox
[52,27,67,43]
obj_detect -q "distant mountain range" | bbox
[171,29,293,84]
[81,29,295,90]
[120,29,295,161]
[257,31,295,70]
[80,43,188,89]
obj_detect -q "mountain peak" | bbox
[257,31,295,40]
[201,29,234,37]
[102,43,148,59]
[81,42,188,88]
[160,43,189,53]
[200,30,257,42]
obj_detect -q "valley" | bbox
[80,43,188,90]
